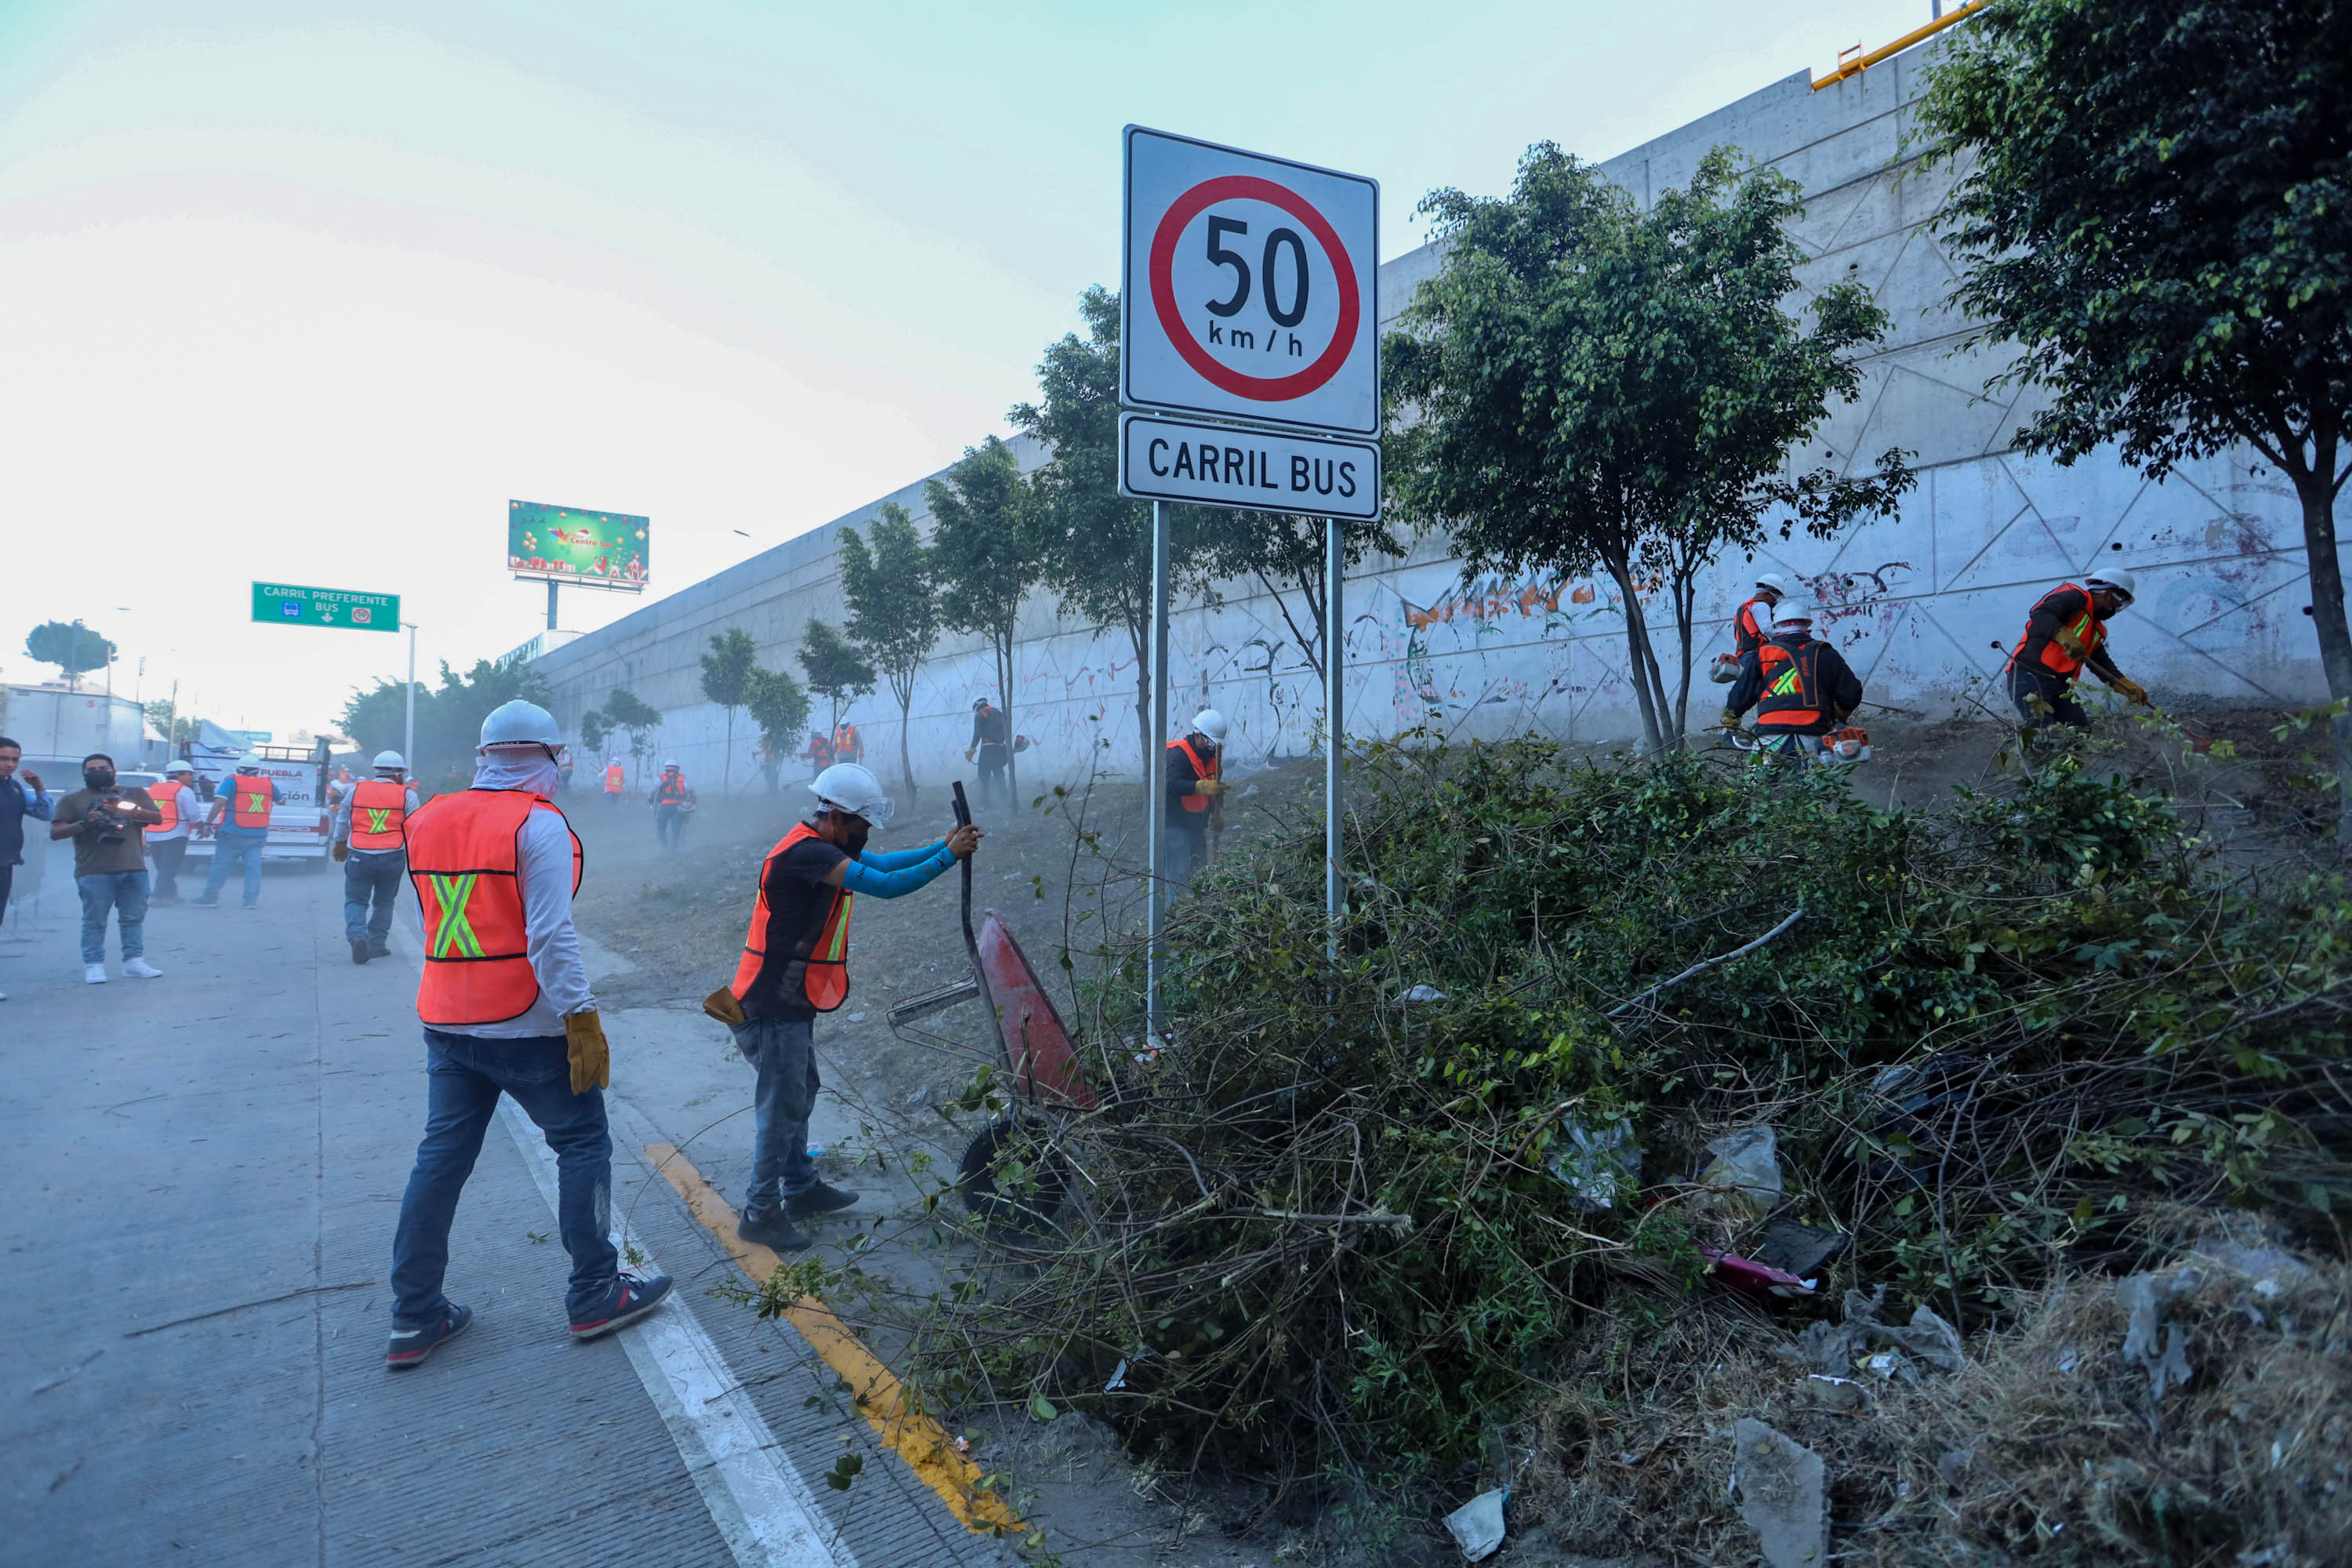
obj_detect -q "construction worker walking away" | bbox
[831,720,862,768]
[145,758,201,906]
[713,762,980,1253]
[1721,601,1865,761]
[803,728,833,780]
[2005,571,2147,740]
[386,699,668,1367]
[194,754,283,909]
[966,697,1011,808]
[333,750,419,966]
[1164,708,1229,891]
[649,760,695,853]
[602,757,626,809]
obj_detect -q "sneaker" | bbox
[386,1303,473,1368]
[124,957,163,979]
[350,940,370,966]
[190,898,217,908]
[735,1207,815,1253]
[784,1181,860,1221]
[568,1270,673,1341]
[84,964,107,985]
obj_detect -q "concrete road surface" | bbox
[0,850,1016,1568]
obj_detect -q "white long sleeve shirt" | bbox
[331,780,423,858]
[439,758,596,1040]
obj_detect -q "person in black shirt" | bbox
[966,699,1011,808]
[1722,601,1864,761]
[1164,708,1229,891]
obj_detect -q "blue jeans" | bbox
[199,829,267,905]
[731,1017,818,1217]
[78,870,148,964]
[390,1029,617,1325]
[343,850,405,943]
[655,804,684,851]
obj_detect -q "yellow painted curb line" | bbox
[644,1142,1024,1537]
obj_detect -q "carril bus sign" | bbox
[251,582,400,631]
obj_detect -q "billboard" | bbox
[507,500,650,590]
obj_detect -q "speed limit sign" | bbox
[1122,126,1378,437]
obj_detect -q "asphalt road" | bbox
[0,846,1016,1568]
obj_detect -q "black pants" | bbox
[2008,664,2088,729]
[975,744,1009,808]
[0,862,13,930]
[656,805,685,851]
[150,837,189,900]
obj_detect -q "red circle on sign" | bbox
[1149,174,1361,403]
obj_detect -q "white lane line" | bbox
[498,1098,858,1568]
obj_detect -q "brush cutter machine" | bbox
[884,781,1095,1227]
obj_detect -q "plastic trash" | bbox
[1547,1116,1642,1211]
[1403,984,1448,1003]
[1443,1488,1508,1562]
[1697,1126,1784,1224]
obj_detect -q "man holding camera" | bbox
[49,753,164,985]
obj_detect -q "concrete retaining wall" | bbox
[536,41,2321,796]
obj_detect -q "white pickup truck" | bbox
[178,742,335,864]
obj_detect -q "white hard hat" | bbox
[662,758,680,768]
[479,699,561,751]
[1191,708,1229,743]
[239,753,264,770]
[2086,568,2136,605]
[372,750,406,771]
[165,757,195,774]
[810,761,893,824]
[1755,572,1791,596]
[1771,599,1816,629]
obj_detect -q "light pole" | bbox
[401,622,419,781]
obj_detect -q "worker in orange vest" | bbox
[144,757,201,906]
[830,720,862,766]
[1164,708,1229,891]
[386,700,669,1368]
[601,757,626,809]
[2006,571,2147,739]
[332,750,419,966]
[717,762,979,1253]
[648,759,695,853]
[194,753,283,909]
[1721,600,1865,760]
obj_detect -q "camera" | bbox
[85,790,129,844]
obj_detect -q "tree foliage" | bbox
[25,620,113,684]
[929,435,1043,797]
[797,619,876,738]
[700,626,759,793]
[838,502,942,793]
[343,657,552,790]
[1916,0,2352,822]
[599,687,663,782]
[579,707,612,759]
[1389,145,1909,750]
[744,665,811,759]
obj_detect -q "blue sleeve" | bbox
[24,788,53,822]
[837,847,956,899]
[861,840,948,872]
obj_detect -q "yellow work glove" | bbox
[1194,778,1227,799]
[331,841,349,862]
[1720,708,1744,730]
[564,1010,611,1094]
[2110,675,2150,706]
[2053,629,2089,662]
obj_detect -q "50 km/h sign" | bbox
[1122,125,1378,437]
[251,582,399,631]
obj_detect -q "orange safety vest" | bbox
[730,822,852,1012]
[405,789,583,1028]
[1170,737,1220,813]
[2009,583,2107,678]
[147,779,190,837]
[348,778,409,852]
[604,764,625,793]
[1755,641,1827,728]
[655,772,690,804]
[833,724,858,755]
[1734,598,1773,657]
[227,774,274,829]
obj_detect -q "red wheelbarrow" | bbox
[884,782,1096,1226]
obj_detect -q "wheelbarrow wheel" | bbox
[959,1114,1069,1236]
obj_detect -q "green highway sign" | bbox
[251,582,399,632]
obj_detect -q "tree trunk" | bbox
[2291,448,2352,842]
[1670,570,1698,742]
[898,693,914,804]
[723,709,734,796]
[1603,556,1668,754]
[999,634,1018,809]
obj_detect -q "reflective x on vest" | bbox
[1755,644,1824,727]
[2010,584,2105,677]
[425,873,486,958]
[146,780,184,836]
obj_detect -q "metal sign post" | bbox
[1120,125,1379,1025]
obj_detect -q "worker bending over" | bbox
[718,763,979,1254]
[1164,708,1229,891]
[333,750,419,965]
[1722,601,1864,760]
[650,759,695,853]
[2006,572,2147,739]
[387,700,667,1367]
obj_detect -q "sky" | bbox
[0,0,1931,739]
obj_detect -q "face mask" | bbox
[842,824,871,858]
[84,768,115,790]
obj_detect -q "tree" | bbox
[1198,510,1403,685]
[1915,0,2352,828]
[744,665,811,773]
[837,503,942,798]
[1012,288,1217,769]
[145,699,203,747]
[600,688,663,786]
[25,621,113,688]
[797,619,875,743]
[1388,144,1909,752]
[699,627,758,795]
[929,436,1044,799]
[579,707,612,761]
[343,657,553,786]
